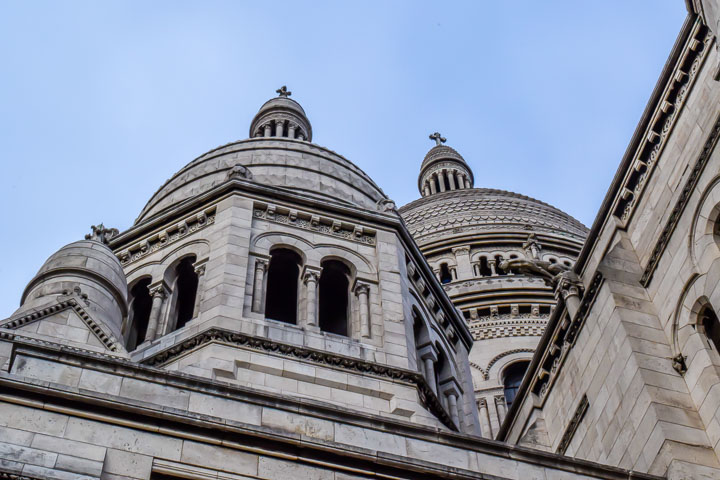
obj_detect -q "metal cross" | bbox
[429,132,446,145]
[276,85,291,97]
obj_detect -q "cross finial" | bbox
[429,132,446,146]
[276,85,291,97]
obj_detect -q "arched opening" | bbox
[127,278,152,350]
[171,256,199,331]
[503,361,530,409]
[413,309,426,372]
[435,347,447,399]
[439,263,452,284]
[443,172,451,191]
[698,305,720,353]
[479,256,492,276]
[265,248,301,324]
[319,260,350,336]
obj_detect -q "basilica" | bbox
[2,2,720,479]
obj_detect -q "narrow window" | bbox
[439,263,452,284]
[319,260,350,335]
[172,256,198,331]
[699,306,720,353]
[265,248,301,324]
[503,361,530,409]
[494,255,505,275]
[479,256,491,276]
[435,348,447,397]
[127,278,152,350]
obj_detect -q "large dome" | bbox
[400,188,588,245]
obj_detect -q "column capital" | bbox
[452,246,471,256]
[302,265,322,284]
[254,256,269,272]
[439,377,463,397]
[418,343,438,362]
[193,258,208,277]
[554,271,582,301]
[149,282,168,299]
[352,279,372,295]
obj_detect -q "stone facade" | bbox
[3,3,720,479]
[499,4,720,480]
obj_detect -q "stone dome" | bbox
[421,144,470,171]
[19,239,128,340]
[400,188,588,244]
[136,89,388,224]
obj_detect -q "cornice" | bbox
[140,327,457,430]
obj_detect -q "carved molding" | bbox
[117,208,216,266]
[531,272,604,400]
[557,394,589,455]
[253,204,376,246]
[614,20,712,223]
[471,348,536,381]
[0,297,121,352]
[141,328,457,431]
[469,319,549,341]
[641,113,720,286]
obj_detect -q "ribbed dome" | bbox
[400,188,588,243]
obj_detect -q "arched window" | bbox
[170,256,199,331]
[699,305,720,353]
[439,263,452,284]
[127,278,152,350]
[503,361,530,409]
[319,260,350,336]
[265,248,301,324]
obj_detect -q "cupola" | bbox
[418,133,474,197]
[249,86,313,142]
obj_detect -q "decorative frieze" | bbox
[117,207,216,266]
[557,394,589,455]
[253,203,376,245]
[614,20,712,223]
[469,318,548,340]
[641,113,720,286]
[142,327,457,431]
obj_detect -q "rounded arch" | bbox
[690,175,720,274]
[253,232,311,264]
[315,244,376,277]
[485,348,535,381]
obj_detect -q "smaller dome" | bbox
[249,86,313,142]
[19,238,128,341]
[418,133,474,196]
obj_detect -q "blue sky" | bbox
[0,1,686,316]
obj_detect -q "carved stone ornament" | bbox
[671,353,688,375]
[523,233,542,260]
[376,198,397,212]
[499,256,569,287]
[85,223,119,245]
[227,163,253,180]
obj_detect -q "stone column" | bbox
[145,283,167,342]
[448,393,460,426]
[429,176,437,194]
[192,261,207,319]
[354,281,371,339]
[441,381,463,428]
[437,171,446,192]
[423,183,431,197]
[251,258,268,313]
[288,123,296,139]
[275,120,284,137]
[488,259,498,276]
[464,176,471,188]
[455,171,464,190]
[555,271,582,319]
[477,398,493,438]
[303,268,321,328]
[447,169,457,190]
[263,123,272,137]
[495,395,507,424]
[419,345,438,394]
